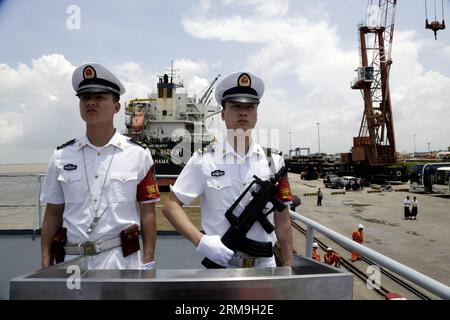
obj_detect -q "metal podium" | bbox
[10,255,353,300]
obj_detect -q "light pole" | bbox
[427,142,431,153]
[316,122,321,154]
[289,131,292,152]
[413,134,416,155]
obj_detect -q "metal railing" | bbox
[290,210,450,300]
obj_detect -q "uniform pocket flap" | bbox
[206,178,231,190]
[110,171,138,182]
[57,171,82,184]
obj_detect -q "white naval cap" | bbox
[215,71,264,106]
[358,224,365,229]
[72,63,125,96]
[313,242,319,248]
[327,247,332,251]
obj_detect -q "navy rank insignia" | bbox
[63,164,77,171]
[211,169,225,177]
[83,65,96,80]
[238,73,251,87]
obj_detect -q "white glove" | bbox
[197,235,234,267]
[140,260,155,270]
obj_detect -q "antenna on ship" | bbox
[165,60,183,88]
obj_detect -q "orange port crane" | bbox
[349,0,398,167]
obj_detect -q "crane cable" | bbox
[425,0,445,20]
[435,0,437,21]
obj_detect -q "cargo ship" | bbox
[123,65,221,186]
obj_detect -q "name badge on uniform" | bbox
[211,169,225,177]
[63,164,77,171]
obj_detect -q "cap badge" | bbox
[237,73,251,87]
[83,66,96,80]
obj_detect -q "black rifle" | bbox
[202,166,288,269]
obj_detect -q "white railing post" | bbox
[305,225,314,258]
[34,174,45,235]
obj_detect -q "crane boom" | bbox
[199,74,221,105]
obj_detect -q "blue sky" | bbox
[1,0,449,163]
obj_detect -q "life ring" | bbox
[396,170,402,177]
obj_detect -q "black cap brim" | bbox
[222,96,260,104]
[76,86,118,96]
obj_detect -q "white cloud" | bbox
[388,30,450,152]
[0,112,24,144]
[174,58,208,77]
[438,45,450,60]
[0,54,81,163]
[219,0,289,16]
[241,0,289,17]
[114,62,157,100]
[172,59,212,99]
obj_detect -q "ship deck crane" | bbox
[199,74,221,105]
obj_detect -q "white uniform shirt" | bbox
[403,198,411,207]
[411,199,418,207]
[171,139,292,250]
[41,131,159,269]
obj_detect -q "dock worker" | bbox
[317,188,323,206]
[403,195,411,220]
[163,71,294,268]
[40,63,160,270]
[351,224,364,262]
[324,248,341,268]
[312,242,321,262]
[411,196,419,220]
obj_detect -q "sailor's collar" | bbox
[220,139,265,158]
[76,130,125,151]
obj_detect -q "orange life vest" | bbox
[352,230,363,243]
[312,249,321,262]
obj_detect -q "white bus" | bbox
[409,162,450,193]
[432,167,450,195]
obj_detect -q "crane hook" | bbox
[425,0,446,40]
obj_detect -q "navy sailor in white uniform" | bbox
[40,63,160,269]
[163,71,294,268]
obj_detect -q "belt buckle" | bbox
[80,242,97,256]
[242,257,256,268]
